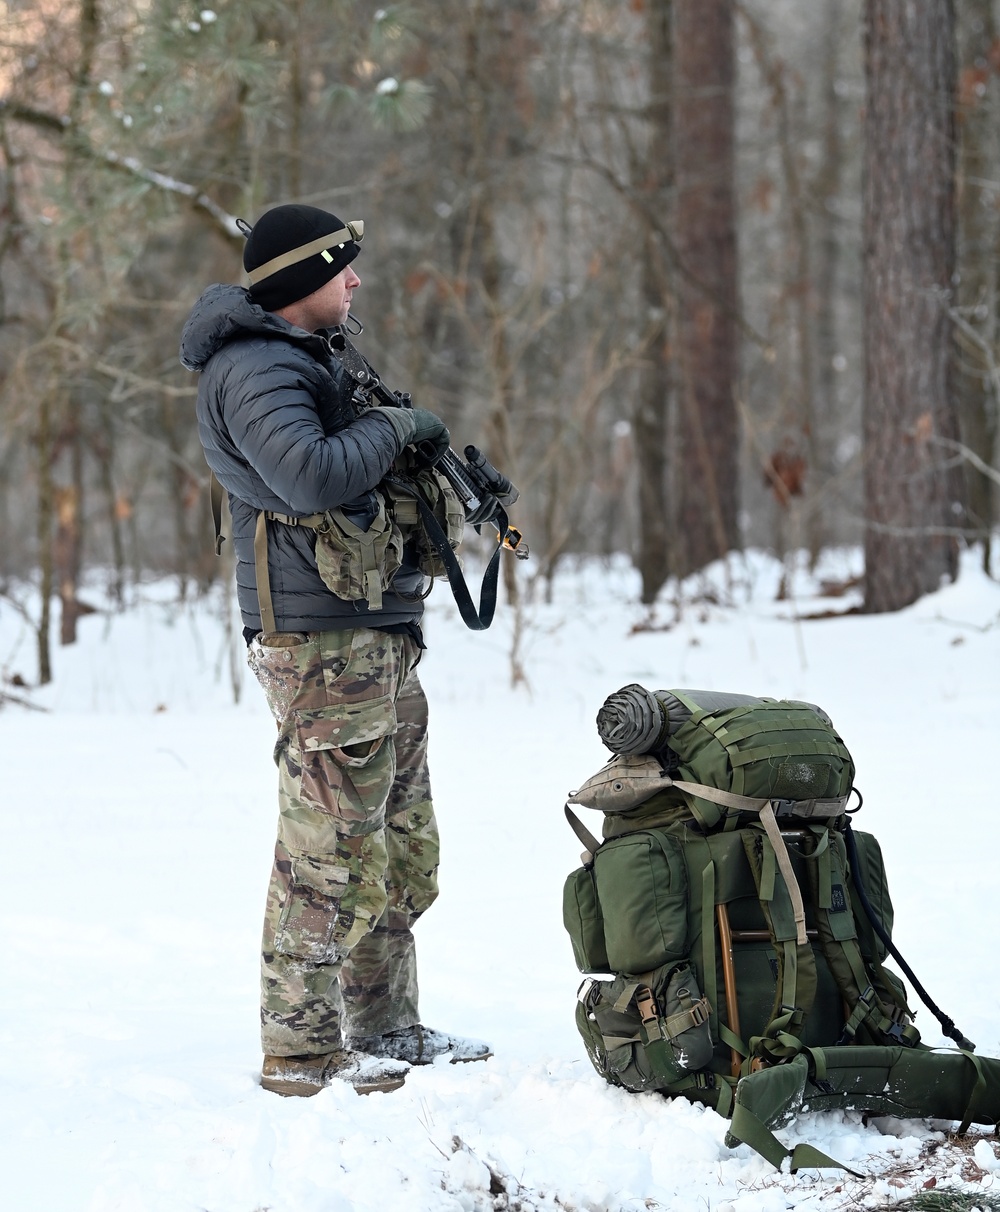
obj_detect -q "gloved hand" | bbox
[466,491,500,527]
[407,407,450,465]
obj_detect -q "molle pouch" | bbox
[313,492,403,610]
[576,962,713,1093]
[385,468,465,578]
[658,963,715,1073]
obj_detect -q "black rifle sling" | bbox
[844,822,976,1052]
[387,475,502,631]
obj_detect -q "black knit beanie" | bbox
[243,204,362,312]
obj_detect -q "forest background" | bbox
[1,0,997,687]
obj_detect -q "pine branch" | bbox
[0,98,242,242]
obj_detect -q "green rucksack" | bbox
[563,686,1000,1173]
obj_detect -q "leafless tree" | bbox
[862,0,963,613]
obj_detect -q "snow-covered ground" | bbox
[2,548,999,1212]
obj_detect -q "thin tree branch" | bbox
[0,99,243,241]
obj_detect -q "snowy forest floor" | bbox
[2,547,1000,1212]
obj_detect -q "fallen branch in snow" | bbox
[0,689,48,712]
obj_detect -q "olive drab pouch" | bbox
[311,493,403,611]
[576,963,713,1093]
[562,864,609,974]
[384,466,465,578]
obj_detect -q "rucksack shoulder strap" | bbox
[564,804,602,864]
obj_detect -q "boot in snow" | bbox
[260,1049,409,1097]
[348,1024,492,1065]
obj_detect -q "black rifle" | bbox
[329,320,527,630]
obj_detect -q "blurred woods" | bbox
[0,0,997,682]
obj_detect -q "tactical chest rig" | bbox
[211,321,526,632]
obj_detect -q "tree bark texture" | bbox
[955,0,999,567]
[635,0,673,604]
[863,0,962,612]
[672,0,740,577]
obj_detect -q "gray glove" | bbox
[407,407,450,465]
[375,405,450,464]
[466,492,500,527]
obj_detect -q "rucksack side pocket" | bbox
[593,832,688,973]
[563,866,609,974]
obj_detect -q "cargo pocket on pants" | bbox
[292,695,398,828]
[273,855,355,963]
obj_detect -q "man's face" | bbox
[297,263,361,331]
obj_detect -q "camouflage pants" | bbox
[248,627,440,1058]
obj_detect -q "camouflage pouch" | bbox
[313,492,403,611]
[385,466,465,578]
[576,962,713,1093]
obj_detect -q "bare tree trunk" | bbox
[35,389,54,685]
[635,0,673,605]
[955,0,999,573]
[813,0,848,488]
[673,0,740,576]
[55,436,84,646]
[862,0,962,613]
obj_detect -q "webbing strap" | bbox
[564,804,602,864]
[759,802,808,946]
[667,778,848,821]
[957,1049,987,1135]
[386,476,504,631]
[814,830,833,909]
[714,711,845,746]
[727,1102,859,1175]
[730,739,848,767]
[253,511,277,635]
[663,997,711,1040]
[779,942,799,1022]
[760,836,777,902]
[701,862,718,1036]
[719,1022,748,1059]
[612,982,640,1014]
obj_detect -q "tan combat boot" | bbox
[260,1049,409,1097]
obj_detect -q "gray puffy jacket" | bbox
[179,283,425,633]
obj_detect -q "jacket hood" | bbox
[178,283,308,372]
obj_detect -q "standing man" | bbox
[179,204,491,1097]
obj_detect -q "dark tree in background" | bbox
[862,0,963,613]
[955,0,1000,573]
[672,0,740,577]
[4,0,998,692]
[635,0,673,605]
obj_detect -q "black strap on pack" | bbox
[386,475,504,632]
[844,821,976,1052]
